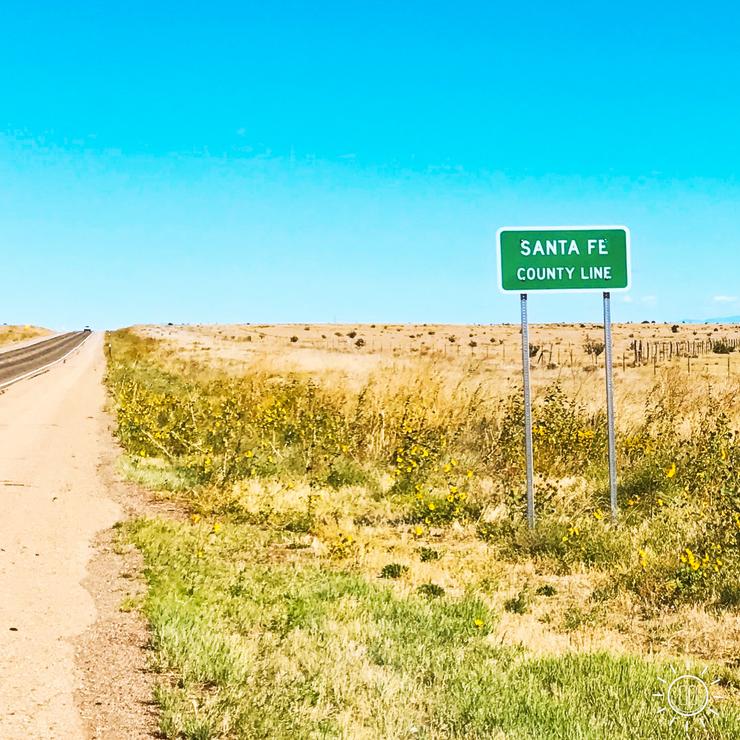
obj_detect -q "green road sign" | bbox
[497,226,631,293]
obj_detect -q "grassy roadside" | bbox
[106,327,740,738]
[127,516,739,739]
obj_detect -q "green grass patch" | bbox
[129,517,740,739]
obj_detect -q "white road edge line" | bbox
[0,332,93,392]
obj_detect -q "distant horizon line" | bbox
[19,317,740,332]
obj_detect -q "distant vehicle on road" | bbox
[83,326,92,332]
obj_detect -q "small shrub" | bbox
[355,337,366,348]
[325,458,372,489]
[327,533,357,559]
[504,590,530,614]
[584,338,605,357]
[419,547,440,562]
[713,340,735,354]
[535,584,557,597]
[379,563,408,579]
[562,606,592,632]
[718,583,740,609]
[290,336,299,343]
[417,583,445,599]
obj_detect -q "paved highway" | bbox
[0,331,91,388]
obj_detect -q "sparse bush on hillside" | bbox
[583,338,605,357]
[713,340,735,354]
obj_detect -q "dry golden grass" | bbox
[137,321,740,427]
[0,324,51,347]
[122,323,740,663]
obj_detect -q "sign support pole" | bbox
[520,293,535,528]
[602,291,618,520]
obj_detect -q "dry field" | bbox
[138,321,740,426]
[0,324,51,347]
[107,323,740,739]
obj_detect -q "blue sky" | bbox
[2,1,740,328]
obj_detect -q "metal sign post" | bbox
[497,226,631,527]
[520,293,535,528]
[602,291,618,520]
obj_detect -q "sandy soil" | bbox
[0,334,155,739]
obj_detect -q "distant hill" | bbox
[0,325,51,347]
[684,315,740,324]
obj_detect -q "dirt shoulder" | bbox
[73,344,166,739]
[0,333,158,738]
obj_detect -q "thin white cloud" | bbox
[640,295,657,305]
[713,295,737,303]
[622,295,633,303]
